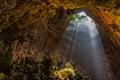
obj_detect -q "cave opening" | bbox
[56,10,113,80]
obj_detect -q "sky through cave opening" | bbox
[57,11,113,80]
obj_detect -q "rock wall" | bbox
[0,0,120,80]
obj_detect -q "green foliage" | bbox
[54,62,94,80]
[0,56,94,80]
[0,72,5,80]
[54,62,75,80]
[0,48,13,73]
[0,40,4,47]
[9,57,57,80]
[72,14,86,22]
[41,56,57,76]
[72,14,78,21]
[65,62,74,69]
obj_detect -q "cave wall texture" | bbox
[0,0,120,80]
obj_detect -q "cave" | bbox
[0,0,120,80]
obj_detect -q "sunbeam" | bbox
[60,11,113,80]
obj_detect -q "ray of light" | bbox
[58,11,113,80]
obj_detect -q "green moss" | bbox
[41,56,57,76]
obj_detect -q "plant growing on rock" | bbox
[54,62,75,80]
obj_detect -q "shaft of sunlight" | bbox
[60,11,113,80]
